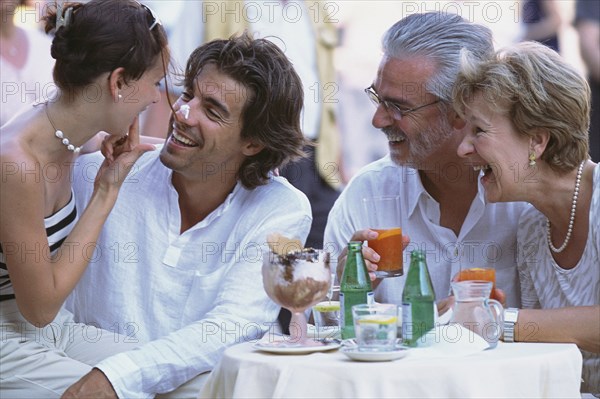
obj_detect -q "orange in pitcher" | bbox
[457,268,500,301]
[368,228,403,274]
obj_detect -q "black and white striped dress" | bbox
[0,190,77,301]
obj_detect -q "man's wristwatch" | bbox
[503,308,519,343]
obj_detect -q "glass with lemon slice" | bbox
[352,303,398,351]
[312,300,340,328]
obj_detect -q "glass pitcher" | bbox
[449,281,504,348]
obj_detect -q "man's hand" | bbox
[62,368,117,399]
[436,295,455,317]
[336,230,410,286]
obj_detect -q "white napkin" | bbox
[436,307,453,325]
[409,324,490,358]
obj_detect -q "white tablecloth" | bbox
[199,340,582,398]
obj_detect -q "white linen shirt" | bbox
[324,156,528,307]
[67,150,312,398]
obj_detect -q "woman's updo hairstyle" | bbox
[44,0,168,93]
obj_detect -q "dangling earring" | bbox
[529,151,536,167]
[118,93,123,99]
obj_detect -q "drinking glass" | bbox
[312,300,340,328]
[352,303,398,351]
[262,248,331,346]
[362,196,403,277]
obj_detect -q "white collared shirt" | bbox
[324,155,528,307]
[68,150,312,398]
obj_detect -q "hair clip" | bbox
[56,1,65,29]
[56,1,73,30]
[64,7,73,28]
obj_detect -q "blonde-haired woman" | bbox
[454,41,599,395]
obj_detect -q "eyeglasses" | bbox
[364,85,441,120]
[135,1,161,31]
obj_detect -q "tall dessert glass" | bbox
[262,248,331,346]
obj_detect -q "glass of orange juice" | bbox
[456,267,501,301]
[362,196,403,278]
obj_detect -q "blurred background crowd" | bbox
[2,0,599,175]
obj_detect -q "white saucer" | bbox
[340,346,408,362]
[253,339,341,355]
[342,338,404,347]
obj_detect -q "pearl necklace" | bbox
[45,103,81,153]
[546,161,585,253]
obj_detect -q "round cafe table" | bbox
[199,338,583,398]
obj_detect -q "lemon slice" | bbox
[375,228,402,240]
[357,315,398,325]
[313,303,340,312]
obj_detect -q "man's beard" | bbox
[384,116,454,167]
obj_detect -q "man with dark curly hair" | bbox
[64,33,311,398]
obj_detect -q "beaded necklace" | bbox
[45,103,81,153]
[546,161,585,253]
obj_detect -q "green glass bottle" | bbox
[401,250,435,347]
[340,241,374,339]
